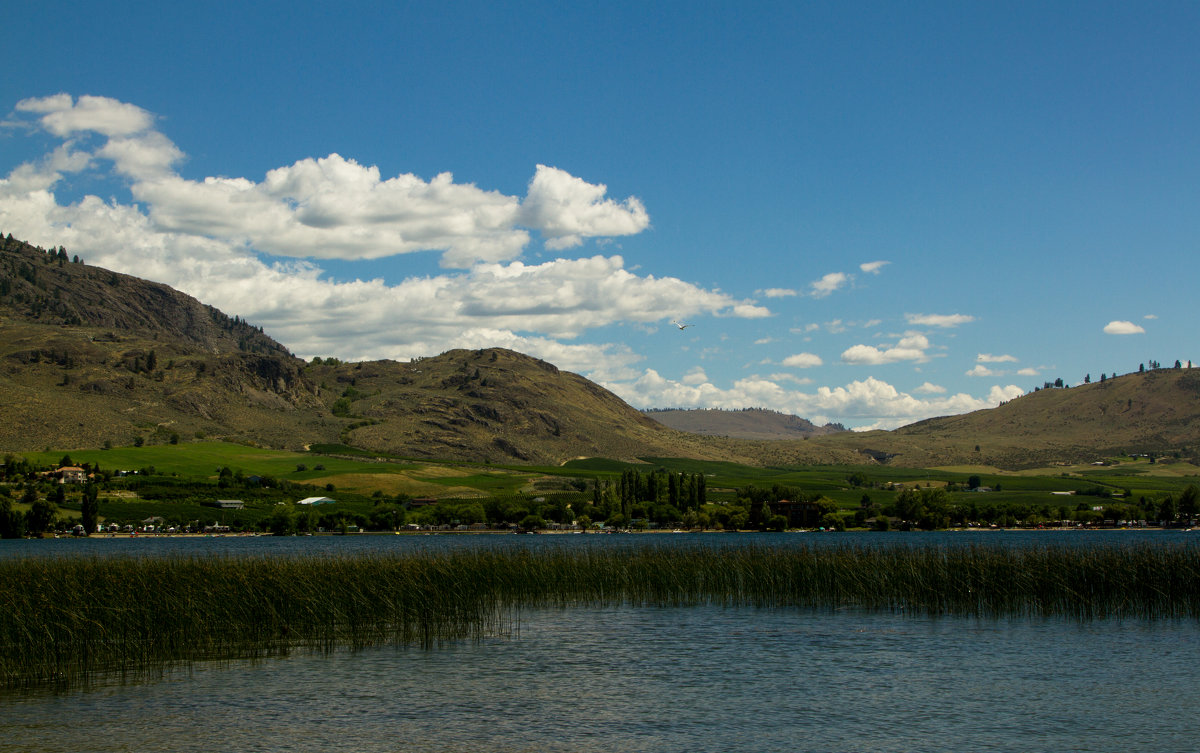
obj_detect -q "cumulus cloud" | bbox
[6,96,653,269]
[841,334,930,365]
[989,385,1025,403]
[906,313,975,328]
[759,287,797,298]
[966,364,999,377]
[1104,320,1145,335]
[518,164,650,250]
[1017,367,1040,376]
[681,366,708,385]
[914,382,946,394]
[1,93,769,373]
[977,353,1018,363]
[603,371,1016,430]
[781,352,823,368]
[769,373,814,386]
[17,94,155,137]
[859,260,889,274]
[810,272,849,298]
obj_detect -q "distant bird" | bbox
[672,320,691,330]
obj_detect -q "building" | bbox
[296,496,336,506]
[208,499,245,510]
[56,466,88,484]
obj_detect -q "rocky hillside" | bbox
[3,235,1199,469]
[806,368,1200,468]
[645,408,846,440]
[0,236,746,463]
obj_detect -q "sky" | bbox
[2,1,1198,430]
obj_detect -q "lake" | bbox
[3,532,1199,752]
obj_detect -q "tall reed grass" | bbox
[3,541,1198,690]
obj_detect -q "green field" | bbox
[5,442,1198,534]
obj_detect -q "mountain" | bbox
[3,235,1199,469]
[818,369,1200,468]
[0,236,751,463]
[645,408,847,440]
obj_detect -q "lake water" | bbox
[4,532,1200,752]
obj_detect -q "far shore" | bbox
[24,524,1191,541]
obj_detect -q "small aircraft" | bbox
[671,320,692,330]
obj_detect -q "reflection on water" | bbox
[3,604,1198,753]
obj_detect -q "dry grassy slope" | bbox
[0,319,337,452]
[313,349,744,464]
[0,237,336,451]
[0,238,754,462]
[645,408,846,439]
[805,369,1200,468]
[5,235,1200,468]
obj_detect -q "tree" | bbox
[967,475,982,490]
[0,498,25,538]
[266,505,297,536]
[1179,485,1199,521]
[1158,495,1177,525]
[26,498,58,534]
[80,483,100,535]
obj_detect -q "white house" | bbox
[296,496,336,506]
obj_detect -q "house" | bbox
[208,499,245,509]
[296,496,336,506]
[57,466,88,484]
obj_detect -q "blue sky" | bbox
[3,1,1198,429]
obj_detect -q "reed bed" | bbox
[3,541,1199,690]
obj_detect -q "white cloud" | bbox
[5,96,656,270]
[518,164,650,251]
[1017,367,1040,376]
[859,260,889,274]
[810,272,849,298]
[906,313,975,328]
[759,287,797,298]
[914,382,946,394]
[1144,314,1158,320]
[966,365,999,377]
[17,94,156,137]
[681,366,708,385]
[1104,320,1145,335]
[977,353,1018,363]
[1,93,770,372]
[988,385,1025,403]
[603,372,1014,430]
[769,373,814,386]
[825,319,848,334]
[781,352,823,368]
[841,334,930,365]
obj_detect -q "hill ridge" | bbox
[3,234,1200,469]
